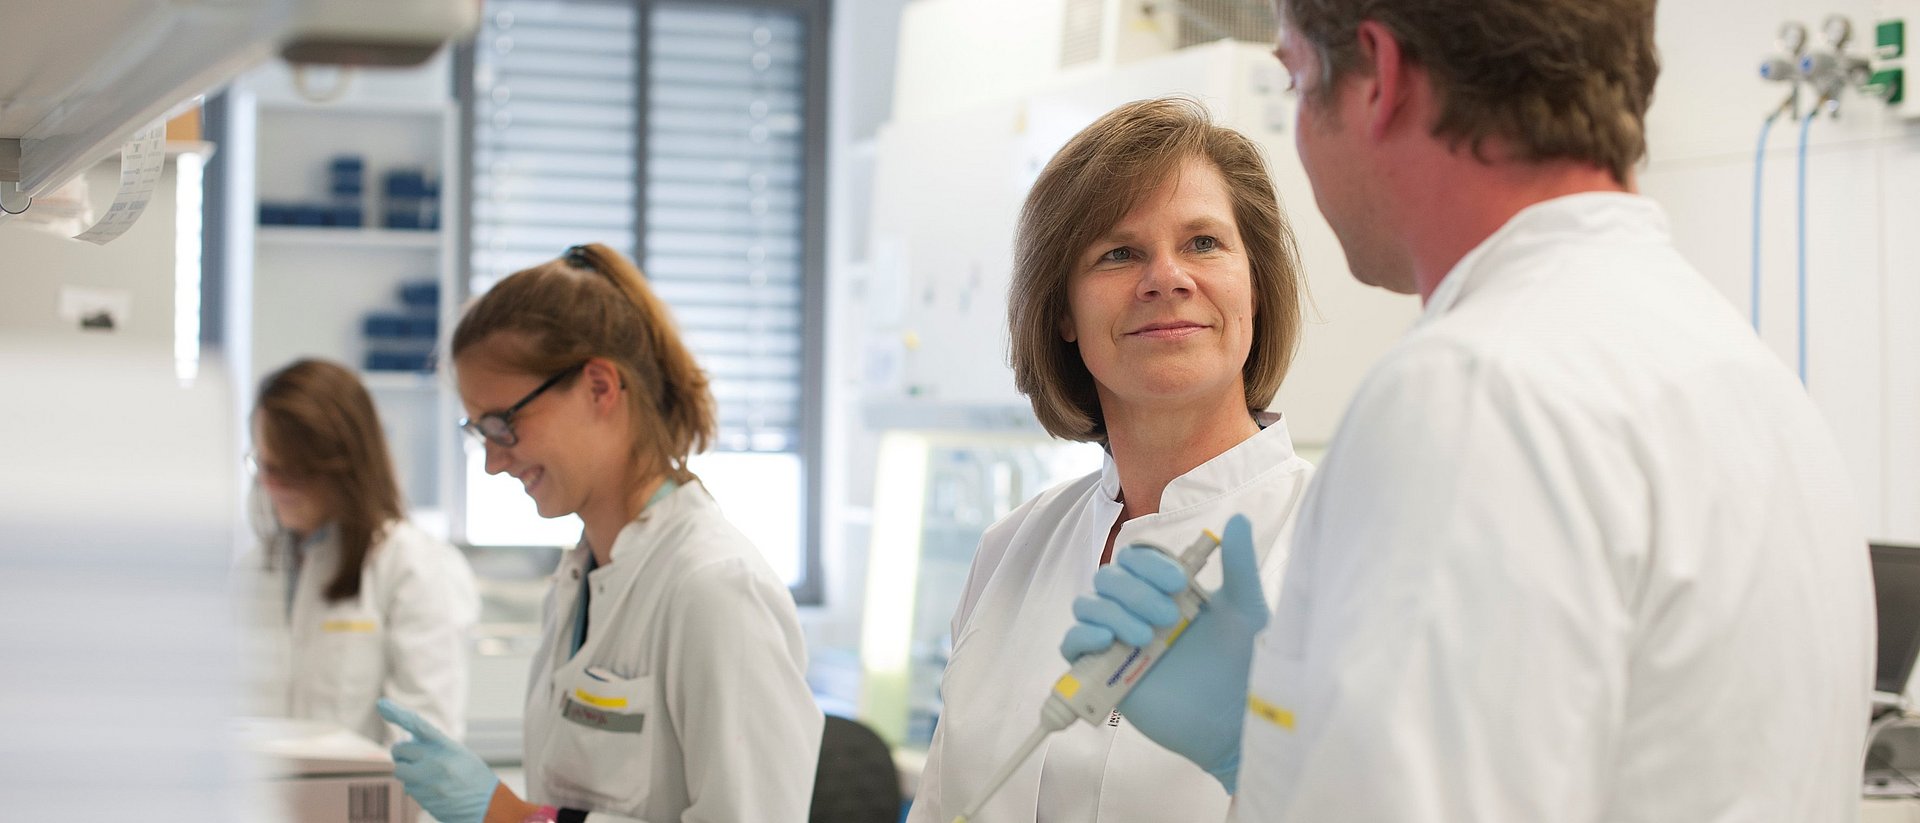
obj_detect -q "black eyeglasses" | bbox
[243,450,307,485]
[459,361,588,447]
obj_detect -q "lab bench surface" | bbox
[1866,797,1920,822]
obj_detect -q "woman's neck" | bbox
[581,472,668,567]
[1103,395,1260,520]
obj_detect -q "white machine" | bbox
[950,531,1221,822]
[237,717,422,823]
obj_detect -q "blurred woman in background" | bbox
[247,357,479,745]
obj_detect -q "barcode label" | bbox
[348,782,390,823]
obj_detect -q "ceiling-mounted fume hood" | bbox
[0,0,477,212]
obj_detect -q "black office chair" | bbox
[810,714,903,823]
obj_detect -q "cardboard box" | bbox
[165,107,201,143]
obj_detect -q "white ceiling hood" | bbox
[0,0,476,203]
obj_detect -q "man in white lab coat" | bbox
[1062,0,1877,819]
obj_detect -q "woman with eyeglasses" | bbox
[245,358,479,747]
[374,243,822,823]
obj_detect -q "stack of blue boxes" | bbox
[382,169,440,231]
[258,156,440,231]
[259,155,367,228]
[363,280,440,372]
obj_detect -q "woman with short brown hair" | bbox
[907,97,1315,822]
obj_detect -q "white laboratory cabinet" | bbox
[221,55,462,533]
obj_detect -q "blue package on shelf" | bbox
[381,168,437,231]
[364,351,435,373]
[398,281,439,309]
[363,315,406,337]
[330,157,366,200]
[363,312,438,340]
[383,169,426,197]
[258,202,293,225]
[291,205,328,226]
[325,205,364,227]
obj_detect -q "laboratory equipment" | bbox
[238,716,422,823]
[1870,543,1920,708]
[949,530,1220,823]
[1864,543,1920,796]
[857,431,1105,748]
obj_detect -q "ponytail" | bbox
[452,243,718,481]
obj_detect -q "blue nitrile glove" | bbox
[1059,514,1268,793]
[377,698,500,823]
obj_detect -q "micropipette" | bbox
[950,529,1221,823]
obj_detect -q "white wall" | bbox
[0,157,187,345]
[1638,0,1920,544]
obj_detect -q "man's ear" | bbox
[1354,19,1412,142]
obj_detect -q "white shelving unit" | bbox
[255,226,445,250]
[225,55,462,533]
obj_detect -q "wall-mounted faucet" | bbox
[1760,21,1809,119]
[1800,14,1875,113]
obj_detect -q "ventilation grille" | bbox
[1175,0,1275,48]
[1060,0,1105,67]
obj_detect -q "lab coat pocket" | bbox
[1238,632,1313,814]
[548,668,654,809]
[312,610,383,711]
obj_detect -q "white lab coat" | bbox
[1235,194,1875,822]
[521,479,822,823]
[247,518,479,745]
[910,416,1313,823]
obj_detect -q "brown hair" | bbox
[1008,97,1303,442]
[450,243,715,485]
[255,359,405,603]
[1279,0,1659,185]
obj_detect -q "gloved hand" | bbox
[377,698,500,823]
[1059,514,1268,793]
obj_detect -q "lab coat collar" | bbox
[1095,410,1297,513]
[564,479,701,575]
[1422,192,1670,321]
[292,523,336,552]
